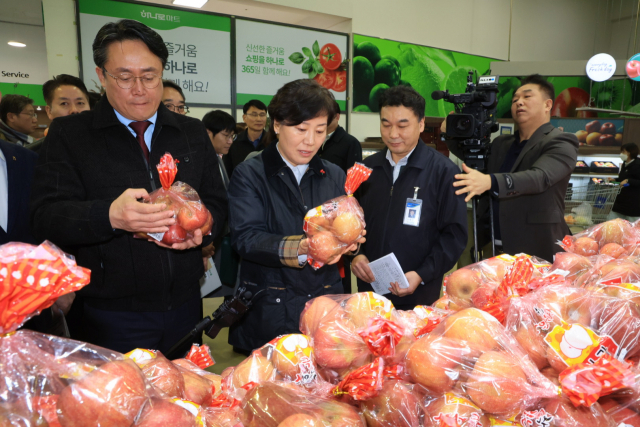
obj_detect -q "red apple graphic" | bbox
[551,87,596,118]
[627,60,640,79]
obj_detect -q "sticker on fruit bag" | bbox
[488,415,522,426]
[170,399,205,427]
[520,409,554,427]
[367,292,394,318]
[403,198,422,227]
[443,393,481,410]
[274,334,317,385]
[604,282,640,293]
[544,323,618,367]
[124,348,156,365]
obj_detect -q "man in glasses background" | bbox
[223,99,267,177]
[0,94,38,146]
[30,19,228,355]
[162,79,189,115]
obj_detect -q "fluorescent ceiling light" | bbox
[172,0,208,7]
[8,41,26,47]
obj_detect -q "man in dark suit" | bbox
[0,139,38,245]
[446,74,579,261]
[30,19,227,355]
[318,101,362,173]
[223,99,267,177]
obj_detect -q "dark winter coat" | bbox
[318,125,362,173]
[227,142,346,351]
[29,96,228,312]
[613,159,640,217]
[355,141,468,309]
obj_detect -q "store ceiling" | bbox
[0,0,43,26]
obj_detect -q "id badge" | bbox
[403,198,422,227]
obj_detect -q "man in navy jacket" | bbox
[353,86,467,309]
[0,139,38,245]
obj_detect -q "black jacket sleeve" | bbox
[415,165,468,283]
[30,120,116,246]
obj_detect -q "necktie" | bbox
[129,121,152,162]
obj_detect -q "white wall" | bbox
[0,22,49,85]
[42,0,78,78]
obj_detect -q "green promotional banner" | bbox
[78,0,231,105]
[352,34,497,117]
[236,19,348,111]
[497,76,640,118]
[0,83,45,105]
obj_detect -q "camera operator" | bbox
[443,74,578,262]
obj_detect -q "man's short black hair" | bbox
[162,79,185,102]
[42,74,90,106]
[0,94,33,124]
[518,74,555,103]
[622,143,639,160]
[243,99,267,114]
[268,79,335,128]
[93,19,169,70]
[202,110,236,137]
[379,85,425,120]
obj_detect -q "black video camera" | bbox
[433,72,500,171]
[164,286,256,359]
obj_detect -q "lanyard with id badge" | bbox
[403,186,422,227]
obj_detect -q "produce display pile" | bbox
[4,218,640,426]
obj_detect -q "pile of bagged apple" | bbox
[4,218,640,427]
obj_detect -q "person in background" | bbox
[610,143,640,222]
[29,19,227,355]
[88,91,102,109]
[201,109,239,296]
[444,74,578,262]
[27,74,91,154]
[352,85,467,309]
[0,95,38,146]
[318,100,362,173]
[223,99,267,177]
[227,79,364,354]
[162,79,188,115]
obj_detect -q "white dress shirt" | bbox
[386,147,416,183]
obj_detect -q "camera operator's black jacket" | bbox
[447,122,578,261]
[354,141,468,308]
[29,97,228,312]
[227,143,346,352]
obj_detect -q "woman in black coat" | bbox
[227,80,364,353]
[611,143,640,222]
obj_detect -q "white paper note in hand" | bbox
[368,253,410,295]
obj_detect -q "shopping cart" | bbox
[564,181,622,227]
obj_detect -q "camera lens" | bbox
[456,118,471,132]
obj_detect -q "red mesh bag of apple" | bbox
[405,307,559,417]
[442,254,555,322]
[304,163,371,269]
[559,218,640,259]
[137,153,213,245]
[301,292,418,380]
[240,380,366,427]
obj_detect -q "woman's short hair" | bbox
[622,143,639,160]
[268,79,336,128]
